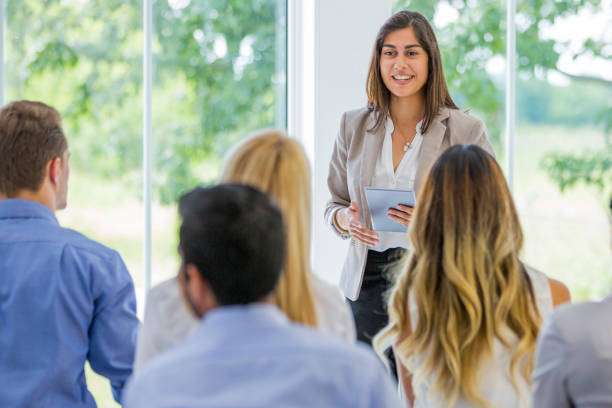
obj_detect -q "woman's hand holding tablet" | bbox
[387,204,414,227]
[364,187,416,232]
[335,201,380,247]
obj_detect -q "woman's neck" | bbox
[389,93,425,126]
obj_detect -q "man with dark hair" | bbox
[0,101,139,407]
[124,184,402,408]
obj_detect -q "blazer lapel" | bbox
[415,109,449,193]
[359,113,385,221]
[360,114,385,189]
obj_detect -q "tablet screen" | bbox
[364,187,416,232]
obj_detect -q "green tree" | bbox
[6,0,283,203]
[394,0,611,198]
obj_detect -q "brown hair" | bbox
[366,10,457,133]
[375,145,540,407]
[220,130,318,327]
[0,100,67,196]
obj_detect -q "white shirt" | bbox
[409,267,554,408]
[134,275,356,371]
[371,117,423,252]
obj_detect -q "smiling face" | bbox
[379,27,429,102]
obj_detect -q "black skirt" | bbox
[347,247,407,379]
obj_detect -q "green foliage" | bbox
[7,0,610,201]
[517,78,609,126]
[541,148,612,195]
[29,41,79,73]
[6,0,282,204]
[394,0,611,198]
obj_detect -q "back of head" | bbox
[413,144,523,264]
[378,145,540,407]
[0,101,67,197]
[179,183,286,305]
[219,130,318,326]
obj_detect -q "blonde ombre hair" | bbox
[375,145,540,407]
[220,129,318,327]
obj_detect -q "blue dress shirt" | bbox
[0,199,139,407]
[124,304,403,408]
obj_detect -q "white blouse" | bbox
[134,275,356,371]
[408,266,554,408]
[371,117,423,252]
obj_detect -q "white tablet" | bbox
[364,187,416,232]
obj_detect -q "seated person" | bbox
[532,201,612,407]
[375,144,570,407]
[0,100,139,407]
[124,184,402,408]
[134,130,355,370]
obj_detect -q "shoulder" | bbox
[143,277,199,341]
[523,265,565,317]
[143,278,180,322]
[444,108,486,135]
[58,226,124,264]
[548,278,571,307]
[310,276,356,341]
[311,275,344,304]
[441,107,495,156]
[339,106,376,133]
[343,106,374,123]
[124,348,185,405]
[289,322,383,369]
[52,228,132,295]
[539,298,612,376]
[147,278,198,326]
[524,263,570,308]
[148,277,181,304]
[550,298,612,343]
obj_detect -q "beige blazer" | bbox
[325,106,495,300]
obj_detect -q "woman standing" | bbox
[326,11,494,351]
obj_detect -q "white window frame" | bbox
[0,1,289,307]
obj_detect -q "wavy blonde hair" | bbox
[220,129,318,327]
[375,145,540,407]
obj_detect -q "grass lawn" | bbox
[85,363,120,408]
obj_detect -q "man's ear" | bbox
[48,157,62,186]
[184,264,219,316]
[185,264,203,292]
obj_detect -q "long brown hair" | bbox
[375,145,541,407]
[220,130,318,327]
[366,10,457,133]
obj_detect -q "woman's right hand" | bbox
[336,201,380,247]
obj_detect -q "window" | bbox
[151,0,287,286]
[3,0,287,404]
[514,0,612,299]
[394,0,612,300]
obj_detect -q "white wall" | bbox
[310,1,392,285]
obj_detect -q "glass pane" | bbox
[515,0,612,300]
[393,0,507,159]
[151,0,287,285]
[5,0,143,405]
